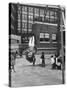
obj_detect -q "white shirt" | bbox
[51,57,55,64]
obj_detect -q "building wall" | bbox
[9,3,61,54]
[32,23,59,47]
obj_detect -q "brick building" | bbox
[9,3,65,54]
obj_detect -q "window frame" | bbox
[40,33,50,42]
[52,33,57,42]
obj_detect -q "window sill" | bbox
[52,42,57,43]
[40,41,50,43]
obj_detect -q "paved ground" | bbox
[11,55,62,87]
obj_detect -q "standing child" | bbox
[51,55,55,69]
[41,52,45,67]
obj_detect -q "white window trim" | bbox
[40,41,50,43]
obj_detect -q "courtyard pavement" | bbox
[11,55,62,87]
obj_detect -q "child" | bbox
[41,52,45,67]
[51,55,56,69]
[56,55,62,70]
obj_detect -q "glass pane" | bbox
[22,22,27,29]
[28,15,33,21]
[45,10,50,22]
[50,11,55,23]
[22,14,27,20]
[18,6,21,14]
[45,33,49,38]
[22,29,27,33]
[46,10,50,17]
[22,6,27,12]
[28,29,32,32]
[18,28,20,31]
[40,33,44,38]
[18,22,21,28]
[28,23,32,29]
[28,7,33,13]
[40,9,44,16]
[34,8,39,15]
[52,34,56,40]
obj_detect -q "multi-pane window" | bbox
[22,29,27,33]
[34,8,39,15]
[17,5,21,33]
[34,8,39,21]
[22,22,27,29]
[22,14,27,20]
[44,33,50,41]
[28,15,33,21]
[28,23,32,29]
[54,12,57,23]
[52,34,56,41]
[11,24,14,30]
[17,4,58,35]
[45,33,49,38]
[18,22,21,28]
[40,33,44,41]
[50,11,55,23]
[28,29,32,33]
[22,6,27,12]
[40,9,44,22]
[45,10,50,22]
[40,33,44,38]
[40,33,50,41]
[28,7,33,13]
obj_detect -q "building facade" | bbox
[9,3,65,54]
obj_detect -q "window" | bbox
[28,29,32,32]
[22,14,27,20]
[44,33,50,41]
[22,22,27,29]
[28,23,32,29]
[28,15,33,21]
[22,6,27,12]
[45,10,50,22]
[34,15,39,21]
[50,11,55,23]
[18,6,21,13]
[52,34,56,41]
[40,9,44,22]
[28,7,33,13]
[22,29,27,33]
[18,19,21,22]
[18,22,21,28]
[11,24,14,30]
[18,6,21,10]
[40,33,44,38]
[40,33,44,41]
[18,28,20,31]
[40,9,44,16]
[54,12,58,23]
[34,8,39,15]
[40,33,50,42]
[18,6,21,14]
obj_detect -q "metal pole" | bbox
[60,6,65,84]
[61,30,65,84]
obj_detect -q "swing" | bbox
[25,35,37,63]
[25,46,37,63]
